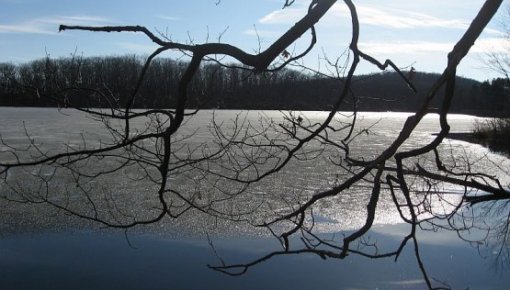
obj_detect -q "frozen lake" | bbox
[0,107,509,289]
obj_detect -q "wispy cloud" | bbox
[359,41,454,55]
[0,23,54,34]
[359,38,509,55]
[471,37,509,53]
[259,7,303,24]
[158,15,181,22]
[259,2,478,31]
[353,6,469,30]
[0,15,115,35]
[242,28,282,38]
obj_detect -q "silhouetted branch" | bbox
[1,1,508,290]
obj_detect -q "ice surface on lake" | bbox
[0,108,507,237]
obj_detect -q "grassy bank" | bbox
[472,118,510,156]
[441,118,510,157]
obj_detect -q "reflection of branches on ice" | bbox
[1,0,509,289]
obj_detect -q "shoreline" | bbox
[0,106,508,118]
[442,132,510,157]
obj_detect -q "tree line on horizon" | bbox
[0,55,508,117]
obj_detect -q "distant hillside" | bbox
[217,71,508,117]
[0,56,508,117]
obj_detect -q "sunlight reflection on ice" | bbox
[0,108,507,237]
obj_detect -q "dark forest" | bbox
[0,55,508,117]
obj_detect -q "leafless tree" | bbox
[484,4,510,82]
[0,1,509,289]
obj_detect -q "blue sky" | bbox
[0,0,507,81]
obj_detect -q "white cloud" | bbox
[158,16,181,22]
[242,28,282,38]
[0,15,115,35]
[258,2,478,30]
[259,7,304,24]
[359,41,454,55]
[54,16,113,26]
[355,6,469,29]
[471,37,509,53]
[0,23,55,34]
[359,38,509,56]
